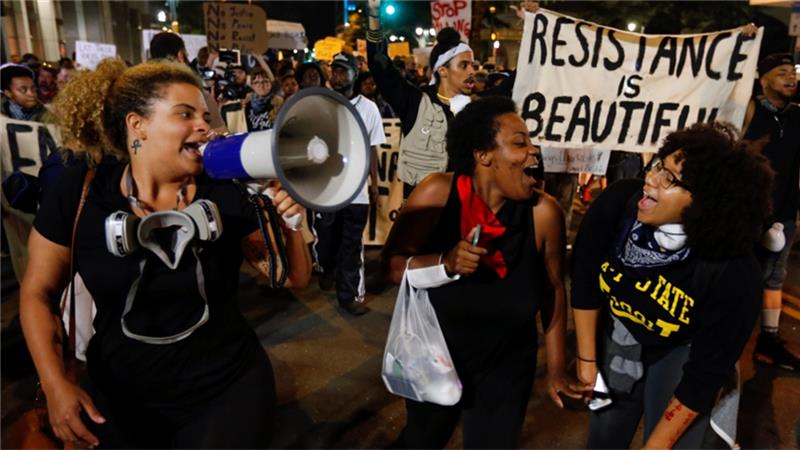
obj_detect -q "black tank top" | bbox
[420,176,545,377]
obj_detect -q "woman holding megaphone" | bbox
[20,59,311,448]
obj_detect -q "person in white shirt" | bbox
[313,52,385,315]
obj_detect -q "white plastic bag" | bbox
[382,265,462,406]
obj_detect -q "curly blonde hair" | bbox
[53,58,202,162]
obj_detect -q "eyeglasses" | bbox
[647,157,689,190]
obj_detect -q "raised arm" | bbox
[20,230,105,447]
[366,0,423,132]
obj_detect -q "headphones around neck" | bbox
[105,199,223,269]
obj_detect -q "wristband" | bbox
[577,355,596,363]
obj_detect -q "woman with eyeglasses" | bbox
[570,122,773,449]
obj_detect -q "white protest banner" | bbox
[512,9,762,153]
[364,119,404,246]
[75,40,117,70]
[204,2,268,54]
[0,116,61,180]
[431,0,472,43]
[542,147,611,175]
[0,116,63,282]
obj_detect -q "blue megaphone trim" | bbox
[202,133,251,179]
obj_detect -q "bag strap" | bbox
[58,167,96,360]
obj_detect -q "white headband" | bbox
[432,43,472,73]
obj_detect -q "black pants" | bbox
[587,345,710,449]
[86,351,276,449]
[399,361,536,449]
[312,204,369,305]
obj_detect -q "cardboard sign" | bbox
[203,2,268,54]
[75,40,117,70]
[314,37,345,62]
[512,9,763,153]
[364,119,404,246]
[541,147,611,175]
[431,0,472,43]
[388,42,411,60]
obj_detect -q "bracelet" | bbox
[576,355,596,363]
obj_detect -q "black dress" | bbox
[34,160,276,448]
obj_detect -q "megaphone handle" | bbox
[262,187,302,231]
[236,179,289,289]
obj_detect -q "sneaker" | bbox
[754,333,800,371]
[339,300,369,316]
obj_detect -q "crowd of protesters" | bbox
[1,0,799,448]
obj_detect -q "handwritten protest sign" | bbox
[431,0,472,43]
[204,2,268,54]
[0,116,63,281]
[0,117,61,180]
[512,9,762,153]
[542,147,611,175]
[75,40,116,70]
[364,119,404,246]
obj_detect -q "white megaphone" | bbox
[202,87,370,212]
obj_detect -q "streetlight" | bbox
[429,28,436,36]
[415,27,423,36]
[399,36,405,42]
[489,6,497,14]
[385,4,396,15]
[627,22,637,32]
[493,40,500,49]
[156,10,167,23]
[389,35,398,42]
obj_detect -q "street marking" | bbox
[782,305,800,321]
[783,292,800,309]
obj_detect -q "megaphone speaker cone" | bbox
[202,88,370,212]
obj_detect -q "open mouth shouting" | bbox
[638,188,657,211]
[182,141,203,157]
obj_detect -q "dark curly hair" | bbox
[658,122,773,260]
[446,96,517,176]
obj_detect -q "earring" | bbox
[131,139,142,154]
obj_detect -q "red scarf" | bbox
[457,175,508,278]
